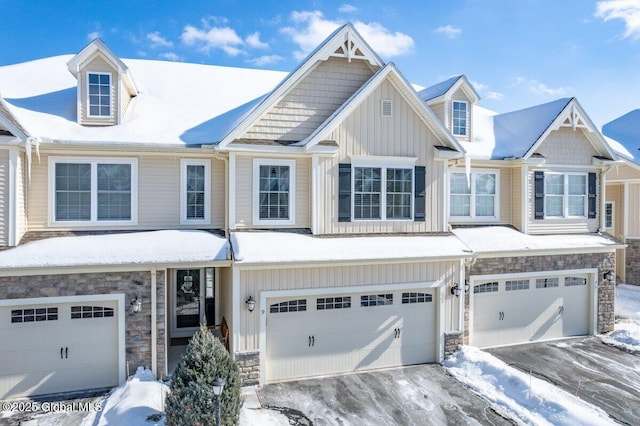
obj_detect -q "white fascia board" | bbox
[470,246,622,259]
[434,146,463,160]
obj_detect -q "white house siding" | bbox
[27,153,225,231]
[317,79,447,234]
[629,183,640,237]
[0,149,8,246]
[511,166,523,230]
[606,183,625,279]
[428,101,446,125]
[79,55,118,126]
[15,152,26,242]
[233,155,310,229]
[237,260,461,352]
[243,57,375,142]
[533,127,599,165]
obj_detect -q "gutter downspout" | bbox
[151,267,157,378]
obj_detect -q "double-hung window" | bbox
[452,101,468,137]
[51,158,137,224]
[353,165,413,220]
[87,72,111,117]
[181,160,210,224]
[449,170,498,220]
[544,173,587,218]
[604,202,614,230]
[253,159,295,225]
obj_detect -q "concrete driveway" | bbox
[259,364,514,425]
[486,337,640,426]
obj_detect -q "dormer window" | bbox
[88,73,112,117]
[452,101,468,136]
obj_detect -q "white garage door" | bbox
[266,289,436,382]
[0,300,119,399]
[471,274,590,348]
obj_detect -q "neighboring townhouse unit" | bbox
[0,25,623,398]
[602,110,640,284]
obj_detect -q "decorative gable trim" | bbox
[217,24,383,150]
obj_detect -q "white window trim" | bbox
[543,172,588,219]
[86,72,113,119]
[48,157,138,226]
[604,201,615,231]
[449,168,500,222]
[180,159,211,225]
[351,157,416,222]
[452,100,468,137]
[253,159,296,226]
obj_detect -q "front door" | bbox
[172,269,205,337]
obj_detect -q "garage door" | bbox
[266,289,436,382]
[471,274,590,348]
[0,300,119,399]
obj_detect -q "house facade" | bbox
[0,25,621,399]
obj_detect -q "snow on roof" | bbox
[0,55,287,146]
[453,226,621,255]
[231,231,471,264]
[462,98,571,160]
[0,230,229,269]
[602,109,640,164]
[418,75,462,102]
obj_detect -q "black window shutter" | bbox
[588,172,597,219]
[338,164,351,222]
[414,166,426,222]
[534,171,544,220]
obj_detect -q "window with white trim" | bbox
[402,292,432,304]
[51,158,137,224]
[317,297,351,310]
[535,278,559,288]
[565,277,587,286]
[269,299,306,313]
[70,306,114,319]
[361,294,393,307]
[253,159,295,225]
[87,72,111,117]
[474,282,498,293]
[450,170,498,219]
[545,173,587,218]
[181,160,210,224]
[605,202,614,229]
[452,100,468,136]
[505,279,530,291]
[353,166,413,220]
[11,307,58,323]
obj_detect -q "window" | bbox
[536,278,559,288]
[452,101,468,136]
[87,72,111,117]
[11,307,58,323]
[181,160,210,224]
[402,292,432,304]
[353,165,413,220]
[269,299,306,313]
[450,171,498,219]
[51,158,137,224]
[544,173,587,218]
[361,294,393,307]
[505,279,530,291]
[565,277,587,287]
[253,159,295,225]
[71,306,114,319]
[317,297,351,310]
[605,202,614,229]
[474,282,498,293]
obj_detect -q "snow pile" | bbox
[615,284,640,320]
[84,367,168,426]
[603,283,640,351]
[444,346,615,426]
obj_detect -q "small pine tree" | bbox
[165,324,242,425]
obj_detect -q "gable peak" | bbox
[316,23,384,68]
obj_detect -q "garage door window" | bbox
[361,294,393,307]
[536,278,559,288]
[402,292,432,303]
[505,279,529,291]
[565,277,587,286]
[71,306,115,319]
[317,297,351,310]
[474,282,498,293]
[11,307,58,323]
[270,299,307,313]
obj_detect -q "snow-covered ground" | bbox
[604,283,640,351]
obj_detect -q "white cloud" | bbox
[245,32,269,49]
[181,24,244,55]
[471,80,504,101]
[485,91,504,100]
[247,54,285,66]
[160,52,183,61]
[596,0,640,39]
[339,4,358,13]
[529,80,569,96]
[470,80,488,92]
[280,11,414,60]
[147,31,173,48]
[434,25,462,39]
[87,31,101,41]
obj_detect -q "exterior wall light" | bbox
[450,284,461,297]
[245,296,256,312]
[603,270,614,281]
[131,296,142,313]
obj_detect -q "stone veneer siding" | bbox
[625,239,640,286]
[236,351,260,385]
[444,331,463,358]
[464,252,616,344]
[0,270,166,378]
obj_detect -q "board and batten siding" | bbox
[533,127,600,165]
[237,260,461,352]
[27,153,225,231]
[628,183,640,237]
[243,57,374,142]
[317,79,447,234]
[233,155,310,229]
[79,55,120,126]
[15,152,26,242]
[0,150,8,246]
[511,166,523,230]
[606,183,625,279]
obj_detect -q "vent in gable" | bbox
[381,99,393,117]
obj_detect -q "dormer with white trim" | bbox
[66,39,138,126]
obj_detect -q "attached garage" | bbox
[0,295,125,399]
[469,270,596,348]
[263,286,441,383]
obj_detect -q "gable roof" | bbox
[0,98,27,139]
[216,23,384,150]
[418,74,480,104]
[300,62,464,153]
[602,109,639,164]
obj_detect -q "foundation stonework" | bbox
[444,331,463,357]
[235,351,260,385]
[625,239,640,286]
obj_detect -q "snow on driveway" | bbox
[604,283,640,352]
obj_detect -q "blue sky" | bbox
[1,0,639,126]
